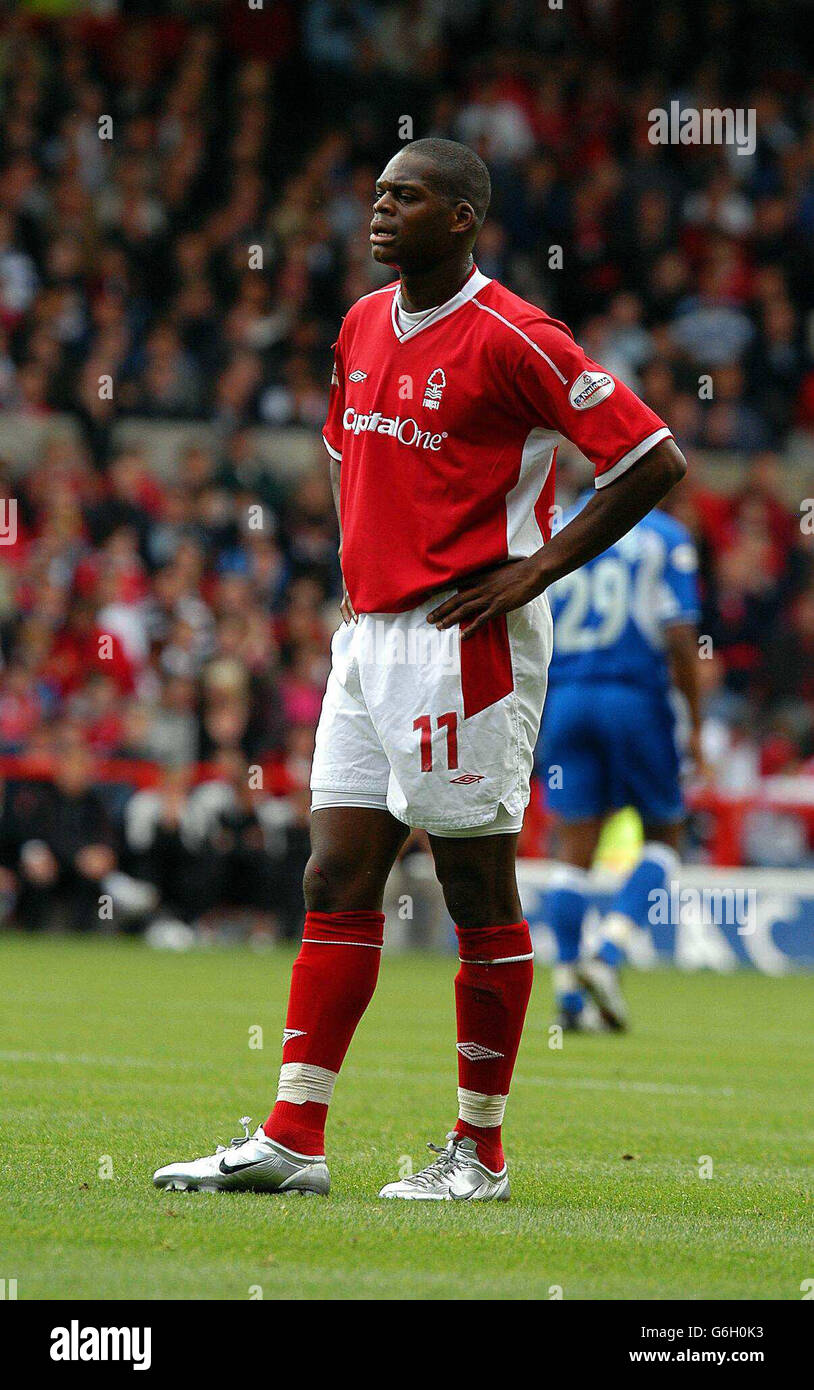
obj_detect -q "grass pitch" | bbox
[1,934,811,1301]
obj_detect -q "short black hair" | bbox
[401,138,491,228]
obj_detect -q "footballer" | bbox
[540,494,701,1034]
[153,138,686,1201]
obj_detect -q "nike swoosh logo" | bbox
[219,1156,268,1175]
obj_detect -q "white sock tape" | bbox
[276,1061,338,1106]
[457,1087,508,1128]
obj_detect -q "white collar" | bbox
[395,296,439,325]
[390,267,491,342]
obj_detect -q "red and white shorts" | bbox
[310,589,553,837]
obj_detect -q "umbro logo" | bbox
[449,773,485,784]
[348,369,368,382]
[282,1028,306,1045]
[457,1042,504,1061]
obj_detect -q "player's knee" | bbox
[440,867,502,929]
[303,854,338,913]
[302,851,362,913]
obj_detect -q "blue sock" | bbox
[597,842,680,966]
[596,938,626,968]
[544,866,589,1011]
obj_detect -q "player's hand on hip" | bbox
[340,579,357,625]
[427,556,543,640]
[338,544,357,624]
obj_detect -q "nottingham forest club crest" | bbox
[422,368,446,410]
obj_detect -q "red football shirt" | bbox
[323,267,671,614]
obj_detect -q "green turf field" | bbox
[1,934,811,1301]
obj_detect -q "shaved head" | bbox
[370,139,492,275]
[401,138,491,230]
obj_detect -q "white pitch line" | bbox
[0,1049,742,1099]
[518,1073,738,1098]
[347,1064,737,1099]
[0,1049,192,1072]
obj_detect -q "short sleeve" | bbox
[509,321,672,488]
[322,335,345,462]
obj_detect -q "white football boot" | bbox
[556,998,606,1033]
[152,1116,330,1195]
[379,1132,510,1201]
[576,958,630,1031]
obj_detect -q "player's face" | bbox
[370,153,471,271]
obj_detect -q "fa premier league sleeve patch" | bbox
[568,370,616,410]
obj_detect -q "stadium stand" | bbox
[0,0,813,937]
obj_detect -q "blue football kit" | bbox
[538,496,700,825]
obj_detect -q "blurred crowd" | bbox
[0,2,811,445]
[0,0,813,935]
[0,430,331,935]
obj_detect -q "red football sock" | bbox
[453,920,534,1172]
[264,910,385,1156]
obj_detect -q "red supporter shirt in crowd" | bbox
[323,267,672,614]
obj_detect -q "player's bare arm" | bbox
[330,455,356,625]
[429,436,687,638]
[666,619,708,779]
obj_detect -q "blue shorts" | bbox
[537,681,683,825]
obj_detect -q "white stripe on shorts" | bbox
[311,788,522,836]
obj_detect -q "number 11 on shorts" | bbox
[413,712,458,772]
